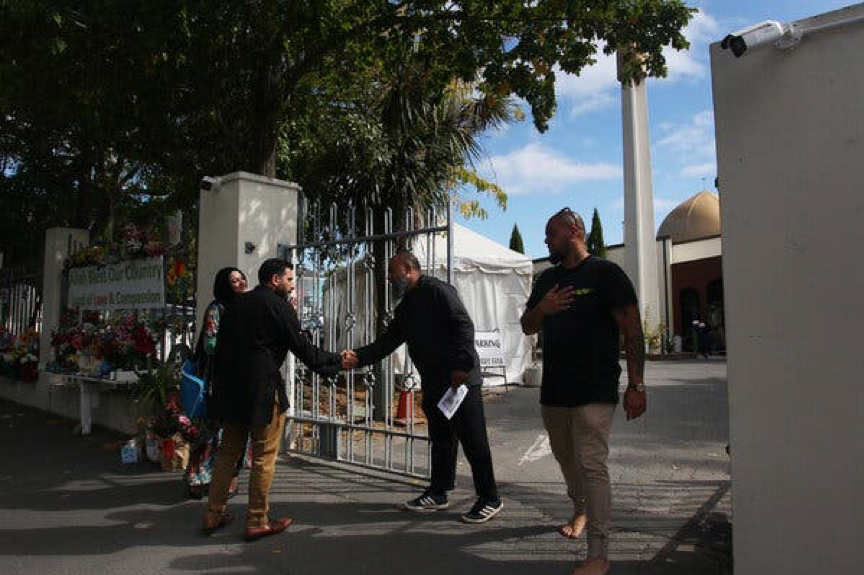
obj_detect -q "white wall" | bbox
[196,172,300,412]
[196,172,300,331]
[40,228,89,367]
[711,5,864,574]
[196,177,241,332]
[236,172,300,280]
[670,236,721,264]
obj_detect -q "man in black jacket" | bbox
[350,252,502,523]
[204,258,345,541]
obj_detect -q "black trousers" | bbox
[422,384,498,501]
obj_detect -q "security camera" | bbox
[200,176,221,192]
[720,20,800,58]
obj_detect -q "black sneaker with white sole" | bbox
[461,498,503,523]
[404,490,449,512]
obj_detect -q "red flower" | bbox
[165,394,181,414]
[172,259,186,278]
[71,335,84,351]
[183,425,199,442]
[131,326,156,356]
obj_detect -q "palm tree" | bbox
[374,66,514,232]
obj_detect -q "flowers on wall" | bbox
[66,224,171,270]
[51,310,158,374]
[0,326,40,381]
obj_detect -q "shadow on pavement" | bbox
[0,396,731,575]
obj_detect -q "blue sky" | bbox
[459,1,852,259]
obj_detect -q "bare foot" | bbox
[571,557,610,575]
[558,512,587,539]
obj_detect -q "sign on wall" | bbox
[68,257,165,310]
[475,330,505,368]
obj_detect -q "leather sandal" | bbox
[244,518,292,542]
[202,512,233,535]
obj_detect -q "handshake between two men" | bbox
[339,349,359,370]
[336,348,467,391]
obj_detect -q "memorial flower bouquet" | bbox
[122,224,166,260]
[17,328,39,353]
[18,352,39,382]
[67,245,110,269]
[0,328,18,378]
[0,329,41,381]
[0,327,15,353]
[51,310,103,371]
[64,224,168,273]
[143,392,198,471]
[99,313,158,370]
[52,310,158,373]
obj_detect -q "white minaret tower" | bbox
[618,52,661,329]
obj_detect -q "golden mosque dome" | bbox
[657,190,721,243]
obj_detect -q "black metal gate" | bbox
[284,200,452,479]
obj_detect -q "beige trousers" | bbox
[207,399,286,528]
[542,403,615,558]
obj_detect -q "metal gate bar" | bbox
[284,200,451,479]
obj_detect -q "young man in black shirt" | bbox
[521,208,646,575]
[205,259,347,541]
[349,252,502,524]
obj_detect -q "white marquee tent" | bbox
[323,222,533,385]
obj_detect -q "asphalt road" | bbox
[0,359,731,575]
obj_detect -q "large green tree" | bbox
[0,2,203,251]
[164,0,694,178]
[0,1,694,265]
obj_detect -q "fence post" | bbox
[40,228,89,368]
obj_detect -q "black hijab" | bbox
[212,267,246,306]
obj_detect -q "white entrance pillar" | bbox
[196,171,301,413]
[41,228,89,367]
[712,7,864,573]
[618,53,661,329]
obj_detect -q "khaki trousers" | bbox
[207,400,286,528]
[542,403,615,558]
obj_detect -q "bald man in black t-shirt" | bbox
[521,208,646,575]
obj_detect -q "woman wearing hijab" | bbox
[185,267,248,499]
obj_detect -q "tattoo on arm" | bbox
[615,305,645,382]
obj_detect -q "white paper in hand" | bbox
[437,384,468,420]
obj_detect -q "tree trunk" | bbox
[75,146,96,229]
[250,64,280,177]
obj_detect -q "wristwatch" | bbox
[627,382,646,393]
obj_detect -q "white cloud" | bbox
[555,47,619,117]
[654,108,717,185]
[657,110,715,160]
[686,9,723,44]
[654,197,680,211]
[569,91,616,117]
[681,162,716,177]
[662,48,707,80]
[485,143,620,195]
[555,49,618,99]
[486,121,511,139]
[662,10,722,81]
